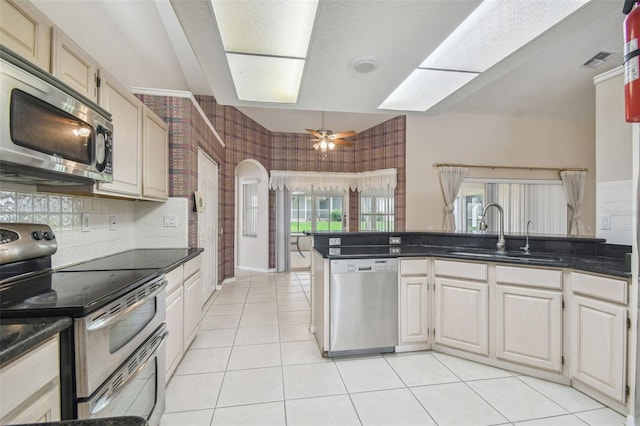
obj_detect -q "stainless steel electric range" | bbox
[0,223,167,425]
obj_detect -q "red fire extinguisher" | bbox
[624,0,640,122]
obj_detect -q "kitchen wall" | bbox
[595,68,633,245]
[0,183,188,268]
[405,112,596,233]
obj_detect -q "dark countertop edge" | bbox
[15,416,147,426]
[0,317,72,366]
[314,247,631,279]
[305,231,608,243]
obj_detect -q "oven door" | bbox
[74,275,166,398]
[77,325,167,426]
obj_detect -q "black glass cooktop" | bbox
[0,269,160,317]
[60,249,195,271]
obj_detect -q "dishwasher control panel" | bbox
[331,258,398,274]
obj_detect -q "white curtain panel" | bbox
[269,168,397,193]
[560,170,586,236]
[436,166,468,231]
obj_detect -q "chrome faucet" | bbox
[479,203,506,252]
[520,220,533,254]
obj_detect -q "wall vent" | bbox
[581,51,613,69]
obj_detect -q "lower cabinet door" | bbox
[165,285,184,380]
[399,276,429,345]
[183,272,203,350]
[434,277,488,355]
[495,285,562,372]
[571,295,627,403]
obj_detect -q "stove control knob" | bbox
[43,230,56,240]
[32,230,44,240]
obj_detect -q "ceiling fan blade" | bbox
[332,139,354,147]
[305,128,322,138]
[328,130,357,139]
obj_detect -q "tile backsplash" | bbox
[0,185,189,268]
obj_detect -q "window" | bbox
[290,192,345,233]
[242,182,258,237]
[360,191,394,231]
[454,180,567,234]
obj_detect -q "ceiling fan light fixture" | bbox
[313,142,320,150]
[328,142,335,150]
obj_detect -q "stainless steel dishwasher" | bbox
[329,258,398,356]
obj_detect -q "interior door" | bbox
[198,149,218,302]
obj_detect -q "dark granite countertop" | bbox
[314,244,630,279]
[0,317,71,366]
[14,416,147,426]
[1,248,202,366]
[58,247,204,273]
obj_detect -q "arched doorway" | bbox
[235,160,269,272]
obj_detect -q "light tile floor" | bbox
[160,270,627,426]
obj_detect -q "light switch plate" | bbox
[164,214,177,227]
[110,216,116,231]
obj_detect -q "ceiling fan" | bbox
[306,112,357,152]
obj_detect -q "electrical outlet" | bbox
[601,215,611,230]
[389,236,401,245]
[164,214,177,227]
[110,215,116,231]
[329,237,341,246]
[81,213,91,232]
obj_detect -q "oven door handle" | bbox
[90,329,168,416]
[87,279,167,331]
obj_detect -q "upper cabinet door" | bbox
[142,107,169,200]
[51,28,98,102]
[97,70,143,197]
[0,0,52,72]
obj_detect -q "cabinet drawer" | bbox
[400,258,428,276]
[184,255,201,280]
[434,259,487,281]
[571,272,628,304]
[165,265,183,293]
[0,336,59,417]
[496,265,562,290]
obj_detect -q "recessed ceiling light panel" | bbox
[227,53,305,103]
[420,0,590,72]
[212,0,319,58]
[378,69,478,111]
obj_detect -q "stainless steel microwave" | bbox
[0,45,113,185]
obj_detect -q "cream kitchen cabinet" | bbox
[398,258,429,348]
[570,271,629,404]
[164,266,184,381]
[183,256,203,349]
[51,28,98,102]
[0,336,60,424]
[164,255,202,381]
[0,0,52,72]
[433,259,489,356]
[495,265,563,372]
[141,106,169,200]
[96,70,143,197]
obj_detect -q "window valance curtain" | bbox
[269,168,397,193]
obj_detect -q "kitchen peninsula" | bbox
[309,231,632,416]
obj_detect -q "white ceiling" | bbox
[33,0,625,133]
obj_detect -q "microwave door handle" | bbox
[89,329,168,416]
[87,279,167,331]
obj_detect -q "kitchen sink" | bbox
[449,251,563,264]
